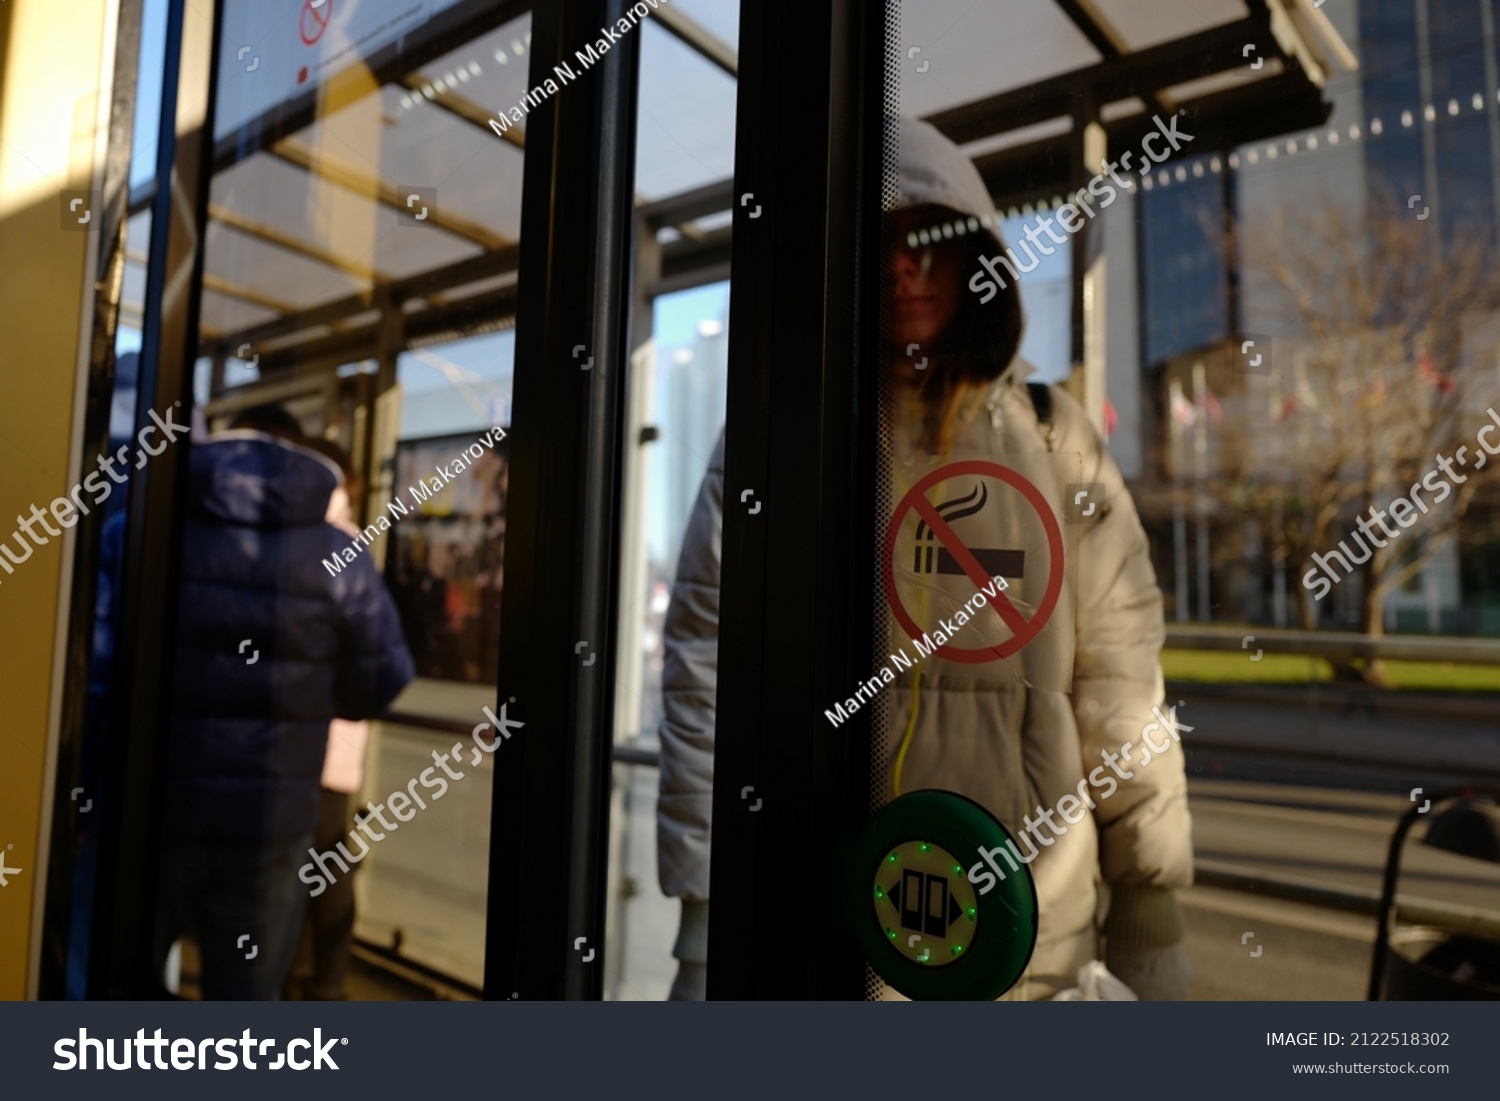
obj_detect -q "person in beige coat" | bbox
[657,117,1192,1001]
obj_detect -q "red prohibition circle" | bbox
[882,460,1065,663]
[300,0,333,46]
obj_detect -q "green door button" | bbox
[846,790,1037,1000]
[874,839,976,966]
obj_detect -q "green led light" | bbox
[887,852,898,863]
[874,886,884,899]
[952,945,965,956]
[967,907,976,922]
[886,928,897,940]
[952,864,963,876]
[919,843,930,852]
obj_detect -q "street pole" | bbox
[1193,360,1212,622]
[1170,376,1189,623]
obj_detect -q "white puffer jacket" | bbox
[656,118,1192,1000]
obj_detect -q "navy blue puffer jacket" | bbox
[165,432,414,842]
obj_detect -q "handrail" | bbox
[380,710,472,736]
[1196,858,1500,944]
[379,710,662,768]
[1166,625,1500,665]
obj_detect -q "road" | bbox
[1181,778,1500,999]
[1178,690,1500,1000]
[610,692,1500,1000]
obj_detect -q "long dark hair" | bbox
[885,204,1024,453]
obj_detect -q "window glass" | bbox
[137,0,528,1000]
[864,0,1500,1003]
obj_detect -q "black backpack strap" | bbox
[1025,382,1052,426]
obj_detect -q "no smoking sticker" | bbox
[882,460,1067,665]
[301,0,333,45]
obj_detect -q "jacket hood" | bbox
[897,116,1003,231]
[895,116,1026,373]
[189,432,342,529]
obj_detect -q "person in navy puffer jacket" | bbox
[153,405,413,1000]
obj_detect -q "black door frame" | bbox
[88,0,222,999]
[482,0,641,1001]
[707,0,889,998]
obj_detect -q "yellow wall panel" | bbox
[0,0,112,1000]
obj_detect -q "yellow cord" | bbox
[886,390,976,801]
[891,666,922,798]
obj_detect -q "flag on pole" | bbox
[1200,386,1224,423]
[1170,388,1197,427]
[1417,349,1456,394]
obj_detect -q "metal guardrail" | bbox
[1196,859,1500,942]
[381,711,472,736]
[1165,625,1500,665]
[613,743,662,767]
[381,710,663,768]
[386,624,1500,773]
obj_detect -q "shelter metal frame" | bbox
[114,0,1341,410]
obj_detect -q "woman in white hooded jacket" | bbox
[657,117,1193,1001]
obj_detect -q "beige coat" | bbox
[881,370,1191,999]
[656,378,1192,998]
[656,115,1191,999]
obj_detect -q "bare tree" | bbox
[1219,189,1499,677]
